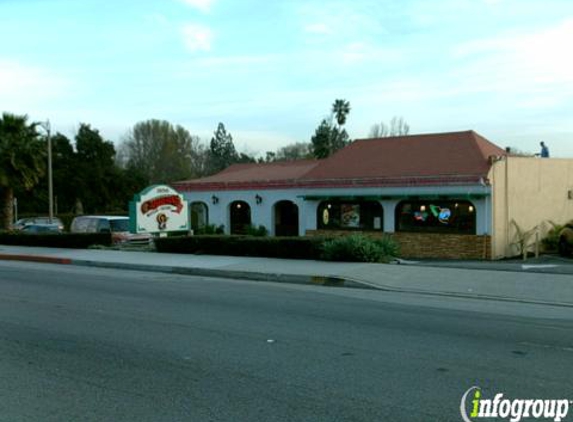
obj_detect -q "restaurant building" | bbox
[173,131,573,259]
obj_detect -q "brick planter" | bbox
[306,230,491,260]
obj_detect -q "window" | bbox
[317,200,383,231]
[395,200,476,234]
[190,202,209,231]
[109,219,129,232]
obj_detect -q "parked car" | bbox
[70,216,150,245]
[20,223,62,234]
[12,216,65,231]
[558,223,573,257]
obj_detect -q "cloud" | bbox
[146,13,169,26]
[304,22,331,35]
[180,0,213,12]
[298,3,386,42]
[451,18,573,100]
[0,59,71,109]
[181,24,213,52]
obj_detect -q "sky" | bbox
[1,0,572,157]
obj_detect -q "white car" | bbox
[70,216,151,245]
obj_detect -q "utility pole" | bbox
[39,120,54,224]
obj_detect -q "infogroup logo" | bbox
[460,387,571,422]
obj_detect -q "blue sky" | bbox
[1,0,572,157]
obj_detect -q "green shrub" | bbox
[155,234,399,262]
[195,224,225,235]
[321,234,398,263]
[0,232,112,248]
[155,235,325,259]
[542,221,567,252]
[245,224,268,237]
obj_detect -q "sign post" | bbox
[129,185,189,235]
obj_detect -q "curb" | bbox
[340,276,573,308]
[0,254,72,265]
[2,253,573,308]
[0,253,374,290]
[70,259,375,290]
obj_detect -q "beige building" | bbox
[490,156,573,259]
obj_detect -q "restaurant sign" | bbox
[129,185,189,234]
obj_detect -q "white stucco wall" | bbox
[182,184,490,236]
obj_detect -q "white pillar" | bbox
[380,199,400,233]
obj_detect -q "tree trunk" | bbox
[0,187,14,230]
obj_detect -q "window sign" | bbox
[429,204,452,224]
[438,208,451,224]
[341,204,360,228]
[322,208,330,226]
[396,200,476,234]
[317,200,383,231]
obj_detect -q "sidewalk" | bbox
[1,245,573,307]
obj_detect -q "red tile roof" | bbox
[191,160,318,183]
[173,131,506,191]
[302,130,505,180]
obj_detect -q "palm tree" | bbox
[0,113,46,229]
[332,99,351,126]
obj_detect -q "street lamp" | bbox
[38,120,53,224]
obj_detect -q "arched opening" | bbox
[317,200,383,231]
[190,202,209,233]
[230,201,251,234]
[274,201,299,236]
[395,200,476,234]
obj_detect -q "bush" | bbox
[155,233,399,262]
[155,235,325,260]
[195,224,225,235]
[245,224,268,237]
[542,221,568,252]
[0,232,112,248]
[321,234,398,263]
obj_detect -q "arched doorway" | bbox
[190,202,209,233]
[274,200,299,236]
[230,201,251,234]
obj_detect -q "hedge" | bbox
[155,235,325,260]
[0,232,112,248]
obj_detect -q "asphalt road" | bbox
[0,261,572,422]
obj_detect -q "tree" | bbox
[311,120,351,159]
[332,99,351,126]
[369,116,410,138]
[16,133,79,214]
[119,119,204,184]
[0,113,46,229]
[310,99,353,159]
[50,133,79,213]
[74,123,119,213]
[311,120,334,159]
[237,152,257,163]
[207,122,239,174]
[275,142,312,161]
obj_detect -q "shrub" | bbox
[245,224,268,237]
[321,234,398,263]
[195,224,225,235]
[0,232,112,248]
[542,221,567,252]
[155,235,324,260]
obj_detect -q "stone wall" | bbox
[306,230,492,260]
